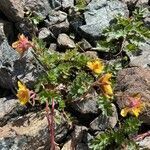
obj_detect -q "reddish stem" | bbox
[133,130,150,141]
[46,99,55,150]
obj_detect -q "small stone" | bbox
[49,43,57,51]
[84,51,99,59]
[78,39,92,51]
[38,27,54,42]
[57,33,76,49]
[49,0,62,9]
[51,20,70,37]
[47,11,67,26]
[129,40,150,68]
[90,104,118,131]
[62,0,74,9]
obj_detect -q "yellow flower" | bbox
[121,94,144,117]
[87,60,104,74]
[12,34,32,56]
[98,73,113,98]
[16,81,30,105]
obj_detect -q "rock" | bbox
[62,0,74,10]
[46,11,67,26]
[78,39,92,51]
[23,0,51,19]
[0,19,14,43]
[38,27,54,42]
[0,0,24,22]
[79,0,129,39]
[84,51,99,59]
[0,96,18,126]
[0,39,43,90]
[0,111,49,150]
[62,125,89,150]
[115,67,150,124]
[16,20,37,38]
[70,92,99,122]
[0,110,70,149]
[136,135,150,149]
[51,20,70,37]
[129,41,150,68]
[57,33,76,49]
[90,104,118,131]
[49,0,62,9]
[45,11,69,37]
[49,43,57,51]
[0,0,35,36]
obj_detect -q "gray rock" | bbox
[57,33,76,49]
[0,0,35,36]
[78,39,92,51]
[0,110,69,149]
[51,20,70,37]
[90,104,118,131]
[136,135,150,150]
[0,96,18,126]
[129,41,150,68]
[49,43,57,51]
[84,51,99,59]
[23,0,51,19]
[62,125,89,150]
[45,10,69,37]
[62,0,74,9]
[80,0,128,39]
[49,0,62,9]
[0,19,14,43]
[0,39,43,90]
[0,111,49,150]
[38,27,54,42]
[0,0,24,22]
[47,10,67,26]
[71,92,99,115]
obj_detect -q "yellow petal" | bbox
[131,107,141,117]
[100,73,112,83]
[12,41,19,48]
[87,60,104,74]
[103,85,113,96]
[87,62,93,70]
[19,34,26,40]
[16,89,30,105]
[121,108,130,117]
[18,81,26,90]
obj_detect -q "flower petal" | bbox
[12,41,19,48]
[131,107,141,117]
[121,108,130,117]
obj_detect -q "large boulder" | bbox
[0,110,70,149]
[0,0,24,22]
[79,0,129,39]
[115,67,150,125]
